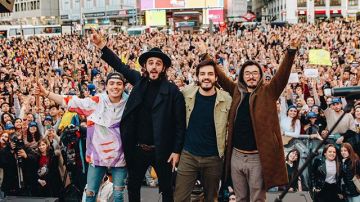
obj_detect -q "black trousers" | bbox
[315,182,342,202]
[127,146,174,202]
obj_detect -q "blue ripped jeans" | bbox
[85,165,127,202]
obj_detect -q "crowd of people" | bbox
[0,19,359,202]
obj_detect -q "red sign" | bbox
[298,10,307,15]
[242,12,256,21]
[315,10,326,15]
[330,10,341,14]
[208,9,224,24]
[155,0,185,9]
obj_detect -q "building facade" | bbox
[226,0,248,21]
[0,0,60,25]
[59,0,137,29]
[297,0,360,23]
[138,0,225,32]
[252,0,360,23]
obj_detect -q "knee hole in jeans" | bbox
[114,186,126,191]
[86,190,96,197]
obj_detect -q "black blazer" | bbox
[100,46,186,166]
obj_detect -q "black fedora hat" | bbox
[139,47,172,68]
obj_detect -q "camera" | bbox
[61,125,80,146]
[10,134,25,164]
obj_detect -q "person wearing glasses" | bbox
[212,36,301,201]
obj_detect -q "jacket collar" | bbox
[185,86,225,102]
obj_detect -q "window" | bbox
[15,4,19,12]
[330,0,341,6]
[63,0,70,10]
[349,0,358,6]
[85,0,93,9]
[37,0,40,9]
[35,26,61,34]
[9,28,17,36]
[74,0,80,10]
[97,0,105,8]
[314,0,325,6]
[23,28,35,35]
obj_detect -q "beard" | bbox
[246,84,257,89]
[245,79,258,89]
[199,79,215,91]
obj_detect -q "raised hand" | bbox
[289,34,301,50]
[34,81,48,97]
[197,40,208,55]
[90,28,106,49]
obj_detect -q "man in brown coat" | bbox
[207,37,300,201]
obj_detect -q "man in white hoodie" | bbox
[35,72,128,202]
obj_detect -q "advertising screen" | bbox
[208,9,224,24]
[155,0,185,8]
[145,10,167,26]
[141,0,222,10]
[141,0,154,10]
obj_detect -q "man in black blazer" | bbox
[91,30,186,202]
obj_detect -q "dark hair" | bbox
[287,107,299,130]
[37,138,51,156]
[238,60,263,84]
[341,143,359,172]
[196,58,217,77]
[105,72,126,85]
[323,144,337,156]
[27,124,41,143]
[0,102,9,108]
[1,112,14,126]
[322,144,340,175]
[286,149,300,182]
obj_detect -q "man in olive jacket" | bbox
[213,37,300,201]
[174,55,232,202]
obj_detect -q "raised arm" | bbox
[197,41,236,94]
[215,64,236,95]
[34,81,97,115]
[90,29,141,85]
[100,46,141,85]
[267,35,300,99]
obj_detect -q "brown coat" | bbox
[217,50,297,189]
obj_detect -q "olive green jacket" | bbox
[182,86,232,157]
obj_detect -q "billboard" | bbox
[155,0,185,8]
[141,0,154,10]
[205,9,224,24]
[186,0,220,8]
[145,10,166,26]
[140,0,222,10]
[208,9,224,24]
